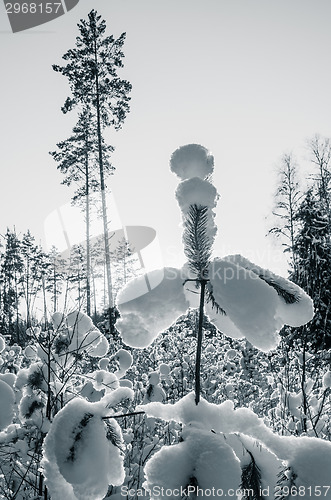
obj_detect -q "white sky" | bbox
[1,0,331,277]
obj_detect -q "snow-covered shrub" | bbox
[42,398,126,500]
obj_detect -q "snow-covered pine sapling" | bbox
[171,144,218,405]
[117,143,314,402]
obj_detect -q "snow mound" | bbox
[42,398,125,500]
[116,267,190,348]
[170,143,214,180]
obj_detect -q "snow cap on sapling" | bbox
[176,177,218,213]
[170,143,214,180]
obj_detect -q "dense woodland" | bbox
[0,9,330,500]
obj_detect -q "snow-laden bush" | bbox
[42,398,126,500]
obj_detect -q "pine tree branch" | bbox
[183,204,212,279]
[240,450,264,500]
[205,285,227,315]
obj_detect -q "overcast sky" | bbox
[1,0,331,276]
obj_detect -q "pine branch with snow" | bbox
[183,204,213,279]
[240,450,264,500]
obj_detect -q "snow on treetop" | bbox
[170,143,214,180]
[176,177,219,213]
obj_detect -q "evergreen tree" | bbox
[269,153,302,276]
[291,190,331,350]
[308,135,331,231]
[0,229,23,341]
[53,9,132,314]
[44,246,66,315]
[110,237,139,301]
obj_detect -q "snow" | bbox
[52,311,65,329]
[0,372,16,388]
[208,258,281,351]
[52,311,108,357]
[140,392,331,496]
[86,333,109,357]
[170,144,214,180]
[101,386,134,409]
[66,310,94,334]
[19,392,45,427]
[116,267,190,348]
[144,426,241,497]
[176,177,218,213]
[226,255,314,327]
[206,256,314,352]
[0,380,15,431]
[91,370,119,392]
[0,335,5,353]
[24,344,38,359]
[42,398,125,500]
[205,300,244,340]
[113,349,133,378]
[322,371,331,389]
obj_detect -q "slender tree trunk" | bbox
[93,35,113,311]
[42,273,48,330]
[53,259,57,313]
[14,271,20,343]
[195,279,207,405]
[85,146,91,316]
[26,256,31,328]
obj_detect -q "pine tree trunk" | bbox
[93,35,113,311]
[53,260,57,313]
[85,147,91,316]
[195,279,207,405]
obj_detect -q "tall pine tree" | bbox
[53,9,132,314]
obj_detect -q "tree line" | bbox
[0,229,138,343]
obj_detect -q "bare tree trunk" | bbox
[93,35,113,311]
[195,279,207,405]
[85,146,91,316]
